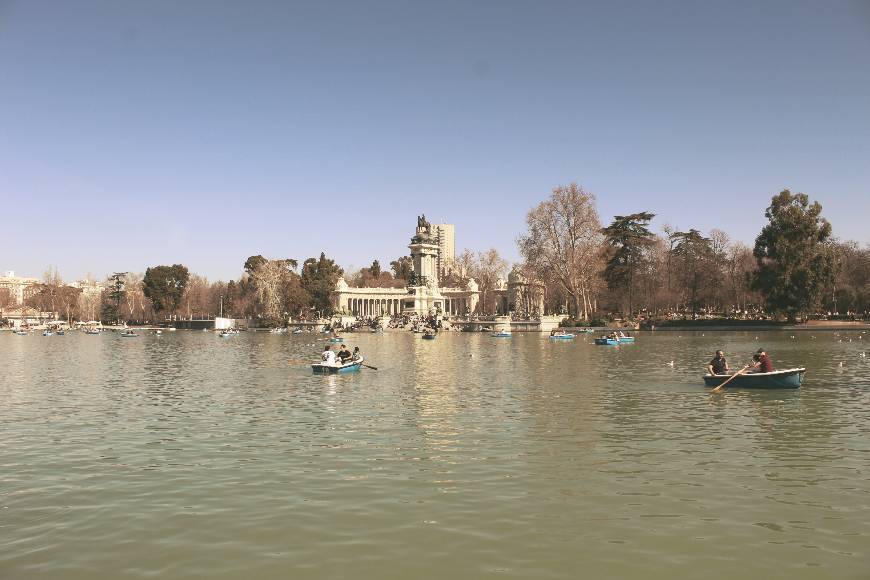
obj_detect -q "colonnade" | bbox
[443,297,470,315]
[346,297,403,317]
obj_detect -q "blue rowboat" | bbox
[594,336,635,345]
[311,357,364,374]
[491,331,512,338]
[422,332,437,340]
[328,337,344,343]
[549,332,574,340]
[292,329,303,334]
[42,330,53,336]
[120,332,139,338]
[704,368,805,389]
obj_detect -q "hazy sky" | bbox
[2,0,869,282]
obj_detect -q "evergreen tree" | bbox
[143,264,190,315]
[104,272,127,323]
[672,229,714,319]
[601,212,656,317]
[300,253,343,316]
[751,190,837,322]
[390,256,413,282]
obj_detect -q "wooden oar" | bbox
[361,363,378,370]
[710,364,750,393]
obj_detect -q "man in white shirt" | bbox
[321,345,337,365]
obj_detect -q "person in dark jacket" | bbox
[707,350,730,375]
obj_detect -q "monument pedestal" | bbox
[404,285,446,315]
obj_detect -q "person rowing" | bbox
[336,344,352,363]
[747,348,774,373]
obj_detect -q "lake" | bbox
[1,329,868,579]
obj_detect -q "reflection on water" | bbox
[1,330,868,579]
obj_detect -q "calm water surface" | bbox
[1,330,868,579]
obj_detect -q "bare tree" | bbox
[78,290,101,322]
[518,183,604,321]
[725,242,757,314]
[469,248,509,314]
[123,273,146,323]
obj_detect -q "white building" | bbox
[70,278,104,297]
[0,271,40,305]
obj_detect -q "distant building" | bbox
[70,278,104,296]
[433,223,455,276]
[0,271,40,305]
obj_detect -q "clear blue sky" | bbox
[2,0,869,282]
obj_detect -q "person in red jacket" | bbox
[749,349,774,373]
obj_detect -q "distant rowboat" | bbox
[491,331,512,338]
[594,335,635,345]
[549,332,574,340]
[311,357,364,374]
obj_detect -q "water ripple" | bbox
[0,330,868,579]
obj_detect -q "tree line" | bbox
[12,187,869,325]
[519,185,867,324]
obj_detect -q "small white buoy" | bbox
[666,360,674,367]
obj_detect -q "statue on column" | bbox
[417,214,431,234]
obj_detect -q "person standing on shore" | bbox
[707,350,730,375]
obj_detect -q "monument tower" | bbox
[404,215,446,314]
